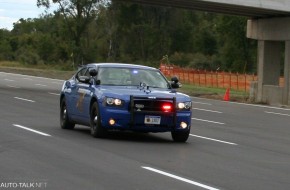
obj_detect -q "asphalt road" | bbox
[0,71,290,190]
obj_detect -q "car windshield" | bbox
[97,67,169,88]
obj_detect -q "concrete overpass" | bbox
[115,0,290,106]
[116,0,290,18]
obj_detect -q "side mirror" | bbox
[171,76,181,88]
[89,68,98,77]
[171,76,180,88]
[65,81,72,88]
[171,76,179,83]
[79,76,91,84]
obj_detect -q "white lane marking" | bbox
[265,111,290,117]
[229,102,290,111]
[192,108,222,113]
[0,72,64,82]
[14,97,35,103]
[142,167,220,190]
[191,96,290,111]
[13,124,51,137]
[192,101,212,105]
[22,78,33,80]
[191,118,225,125]
[4,79,14,82]
[48,92,59,96]
[6,85,20,89]
[35,84,47,87]
[51,81,63,84]
[190,134,237,145]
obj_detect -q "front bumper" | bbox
[99,96,191,132]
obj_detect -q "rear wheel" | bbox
[90,102,107,138]
[171,130,190,142]
[60,98,75,129]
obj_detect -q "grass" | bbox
[0,61,75,71]
[0,61,250,102]
[178,83,250,102]
[0,61,75,80]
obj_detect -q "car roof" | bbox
[86,63,157,70]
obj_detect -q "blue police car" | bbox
[60,63,192,142]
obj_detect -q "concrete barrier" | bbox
[262,85,283,106]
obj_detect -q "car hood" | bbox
[96,86,191,102]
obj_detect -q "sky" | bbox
[0,0,56,30]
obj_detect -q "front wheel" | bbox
[60,98,75,129]
[171,130,190,142]
[90,102,107,138]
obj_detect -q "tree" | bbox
[0,29,13,60]
[1,2,257,73]
[37,0,108,65]
[215,15,256,73]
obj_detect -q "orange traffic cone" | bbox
[223,88,230,101]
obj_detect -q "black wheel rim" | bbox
[61,104,66,125]
[91,106,97,134]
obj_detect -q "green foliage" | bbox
[37,0,109,64]
[215,15,257,72]
[169,52,219,70]
[0,29,13,61]
[0,1,257,73]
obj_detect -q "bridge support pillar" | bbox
[247,17,290,106]
[283,41,290,105]
[256,41,282,102]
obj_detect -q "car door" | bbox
[69,67,89,121]
[73,67,96,124]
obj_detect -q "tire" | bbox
[60,98,75,129]
[171,130,190,142]
[90,102,107,138]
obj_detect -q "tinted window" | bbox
[76,67,88,82]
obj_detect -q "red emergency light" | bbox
[162,104,172,112]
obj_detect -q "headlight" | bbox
[106,98,114,105]
[105,97,124,107]
[177,101,192,110]
[114,99,122,106]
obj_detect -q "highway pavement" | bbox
[0,71,290,190]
